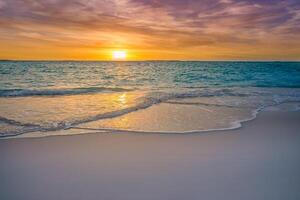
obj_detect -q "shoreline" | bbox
[2,101,300,140]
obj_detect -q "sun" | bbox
[112,50,127,60]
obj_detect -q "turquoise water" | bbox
[0,61,300,137]
[1,61,300,96]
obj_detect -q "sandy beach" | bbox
[1,0,300,198]
[1,109,300,200]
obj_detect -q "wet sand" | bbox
[1,110,300,200]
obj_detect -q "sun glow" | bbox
[112,50,127,60]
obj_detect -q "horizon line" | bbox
[1,59,300,62]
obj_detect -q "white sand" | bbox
[1,110,300,200]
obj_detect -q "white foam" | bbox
[2,87,300,138]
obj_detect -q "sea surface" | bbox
[1,61,300,138]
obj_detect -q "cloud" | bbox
[0,0,299,59]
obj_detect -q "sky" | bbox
[0,0,300,60]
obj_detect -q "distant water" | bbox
[1,61,300,137]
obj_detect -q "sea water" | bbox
[1,61,300,137]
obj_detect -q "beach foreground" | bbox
[1,110,300,200]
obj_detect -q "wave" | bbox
[0,116,40,127]
[8,101,300,139]
[1,88,240,137]
[165,101,252,108]
[0,87,131,97]
[0,116,42,138]
[1,88,300,138]
[0,97,157,138]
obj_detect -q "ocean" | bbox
[1,61,300,138]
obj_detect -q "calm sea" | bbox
[1,61,300,137]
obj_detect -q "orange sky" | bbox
[0,0,300,60]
